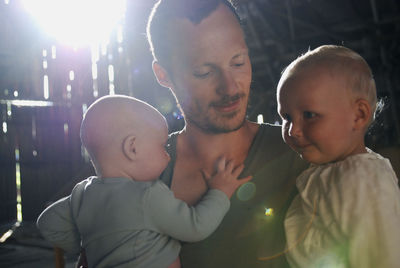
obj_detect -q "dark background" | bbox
[0,0,399,225]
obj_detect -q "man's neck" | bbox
[177,120,259,165]
[169,120,259,205]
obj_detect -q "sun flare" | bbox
[22,0,126,47]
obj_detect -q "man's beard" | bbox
[186,112,246,134]
[183,93,248,134]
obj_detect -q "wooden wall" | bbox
[1,0,399,225]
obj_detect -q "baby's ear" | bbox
[122,135,137,161]
[353,98,372,130]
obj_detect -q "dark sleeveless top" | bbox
[160,123,308,268]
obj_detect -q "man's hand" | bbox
[202,157,252,199]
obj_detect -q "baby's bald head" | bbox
[80,95,167,174]
[278,45,377,110]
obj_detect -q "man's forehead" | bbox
[167,5,245,64]
[169,5,237,37]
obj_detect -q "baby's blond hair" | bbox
[278,45,378,120]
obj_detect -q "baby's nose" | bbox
[288,122,302,137]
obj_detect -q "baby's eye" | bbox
[303,111,316,119]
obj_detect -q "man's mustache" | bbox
[211,93,245,107]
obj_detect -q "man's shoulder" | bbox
[167,130,180,151]
[258,122,283,138]
[250,123,292,155]
[244,122,308,177]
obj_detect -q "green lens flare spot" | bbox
[236,182,256,201]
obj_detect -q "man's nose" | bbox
[217,70,239,95]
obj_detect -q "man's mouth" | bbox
[211,94,243,113]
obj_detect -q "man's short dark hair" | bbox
[146,0,240,69]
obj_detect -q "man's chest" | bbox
[170,160,208,206]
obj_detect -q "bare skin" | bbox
[172,122,258,205]
[153,4,259,205]
[78,4,260,267]
[77,95,252,268]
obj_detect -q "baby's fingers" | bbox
[201,169,211,181]
[216,157,226,173]
[225,159,235,173]
[232,163,245,178]
[236,175,253,186]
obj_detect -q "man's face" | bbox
[166,4,252,133]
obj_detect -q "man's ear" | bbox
[122,135,137,161]
[353,98,372,130]
[152,60,173,88]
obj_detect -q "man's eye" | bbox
[304,111,316,119]
[194,72,210,78]
[193,68,212,78]
[233,62,245,67]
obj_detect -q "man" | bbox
[147,0,308,267]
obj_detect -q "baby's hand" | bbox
[202,157,252,199]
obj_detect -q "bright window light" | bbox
[7,103,12,117]
[66,84,72,99]
[32,117,37,139]
[91,63,98,80]
[109,84,115,95]
[0,99,54,107]
[51,45,57,59]
[108,65,114,82]
[43,75,49,99]
[257,114,264,124]
[101,42,108,55]
[64,123,69,135]
[22,0,126,48]
[82,103,88,116]
[15,160,22,222]
[117,25,123,43]
[93,80,99,98]
[91,45,100,63]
